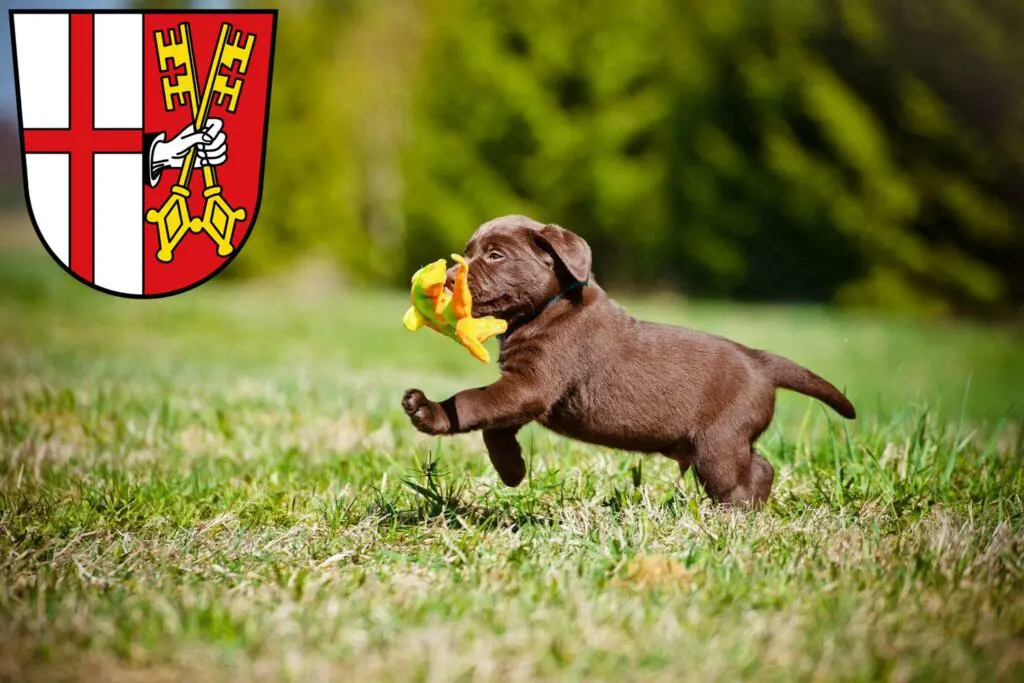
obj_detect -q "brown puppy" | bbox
[402,215,855,507]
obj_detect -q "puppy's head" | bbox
[455,215,592,320]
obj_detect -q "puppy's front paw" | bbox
[402,388,450,435]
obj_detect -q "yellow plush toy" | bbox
[402,254,508,363]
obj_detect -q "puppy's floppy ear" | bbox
[535,224,592,283]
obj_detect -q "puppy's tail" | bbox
[754,350,856,419]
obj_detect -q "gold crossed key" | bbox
[146,22,255,263]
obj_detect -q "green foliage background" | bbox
[206,0,1023,315]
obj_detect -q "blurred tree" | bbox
[660,0,868,302]
[403,0,678,289]
[770,0,1024,314]
[404,0,1023,313]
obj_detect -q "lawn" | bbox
[0,244,1022,682]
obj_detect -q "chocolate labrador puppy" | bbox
[402,215,855,507]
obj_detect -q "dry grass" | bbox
[1,249,1022,682]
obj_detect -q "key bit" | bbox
[210,30,255,113]
[220,31,254,74]
[155,25,198,112]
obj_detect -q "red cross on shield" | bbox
[10,10,277,298]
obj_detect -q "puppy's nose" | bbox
[445,265,458,291]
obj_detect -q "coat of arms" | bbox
[10,10,276,297]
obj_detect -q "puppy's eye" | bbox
[486,250,505,262]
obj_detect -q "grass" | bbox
[0,243,1022,682]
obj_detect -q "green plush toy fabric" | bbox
[402,255,508,363]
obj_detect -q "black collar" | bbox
[496,280,589,343]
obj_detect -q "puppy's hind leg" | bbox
[483,426,527,487]
[749,450,774,504]
[693,433,774,509]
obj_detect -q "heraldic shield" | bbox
[10,10,277,297]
